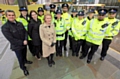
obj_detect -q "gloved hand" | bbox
[51,42,55,47]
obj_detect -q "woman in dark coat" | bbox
[28,10,42,60]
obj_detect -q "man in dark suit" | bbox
[1,10,32,76]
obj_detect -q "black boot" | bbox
[100,56,105,61]
[76,53,79,57]
[25,60,33,64]
[23,69,29,76]
[50,54,55,65]
[72,52,75,56]
[87,59,91,64]
[79,55,85,59]
[46,56,52,67]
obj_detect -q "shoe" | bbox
[25,61,33,64]
[48,61,52,67]
[79,55,85,59]
[23,69,29,76]
[59,53,62,57]
[87,59,91,64]
[51,60,55,65]
[72,53,75,56]
[76,53,79,57]
[56,53,59,56]
[38,58,41,60]
[100,57,105,61]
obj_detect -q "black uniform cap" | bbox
[72,8,77,12]
[55,9,62,14]
[50,4,56,9]
[38,7,44,12]
[19,6,28,11]
[62,3,69,8]
[0,9,4,13]
[78,10,84,16]
[88,9,95,13]
[108,8,118,13]
[98,8,107,15]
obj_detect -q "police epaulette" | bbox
[82,20,86,25]
[102,23,109,28]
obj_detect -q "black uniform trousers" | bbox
[14,47,27,70]
[33,45,42,58]
[72,39,84,55]
[64,31,68,50]
[101,39,112,57]
[56,40,64,56]
[28,40,34,55]
[83,42,99,60]
[69,35,73,50]
[22,46,27,62]
[80,40,86,54]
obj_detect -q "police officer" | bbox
[100,8,120,61]
[80,9,109,63]
[87,9,95,21]
[0,9,7,25]
[2,10,30,76]
[80,9,95,54]
[69,8,77,53]
[49,4,56,22]
[61,3,71,52]
[17,6,33,63]
[37,7,44,23]
[72,10,89,57]
[54,9,66,56]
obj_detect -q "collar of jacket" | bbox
[54,17,62,21]
[30,18,40,23]
[20,14,29,21]
[38,14,44,17]
[71,14,77,18]
[87,16,94,21]
[50,10,55,14]
[7,20,17,24]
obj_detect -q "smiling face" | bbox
[38,11,44,16]
[62,7,68,12]
[21,11,27,17]
[6,12,16,22]
[44,14,52,24]
[31,12,38,20]
[98,14,106,21]
[108,13,116,19]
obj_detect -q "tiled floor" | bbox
[10,49,120,79]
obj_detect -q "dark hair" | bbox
[5,10,15,16]
[29,10,38,19]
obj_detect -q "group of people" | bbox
[1,3,120,76]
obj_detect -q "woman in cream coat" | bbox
[39,14,56,67]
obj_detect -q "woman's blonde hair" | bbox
[44,13,52,22]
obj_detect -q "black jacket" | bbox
[28,19,42,46]
[1,20,28,51]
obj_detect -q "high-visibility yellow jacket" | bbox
[68,16,77,37]
[17,17,32,40]
[38,15,44,23]
[62,12,71,30]
[54,18,66,40]
[86,18,110,45]
[104,17,120,40]
[72,18,90,41]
